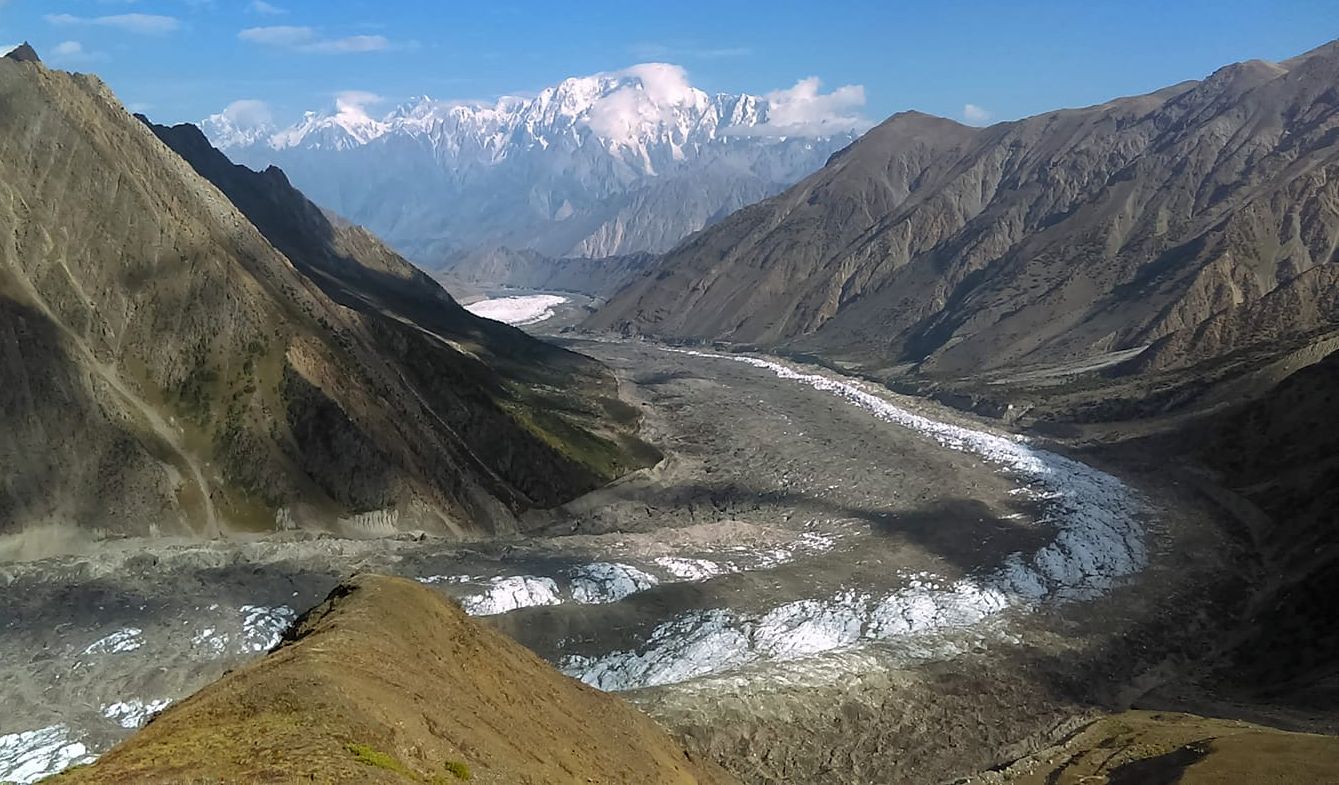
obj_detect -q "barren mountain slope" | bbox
[591,41,1339,383]
[0,54,650,544]
[46,575,740,785]
[1182,344,1339,705]
[144,120,639,395]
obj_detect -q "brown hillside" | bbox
[47,575,739,785]
[591,41,1339,385]
[0,54,651,544]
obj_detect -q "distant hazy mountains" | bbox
[592,41,1339,385]
[0,48,650,543]
[203,64,860,260]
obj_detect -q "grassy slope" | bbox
[47,576,737,785]
[1004,710,1339,785]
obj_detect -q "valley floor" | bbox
[0,312,1247,784]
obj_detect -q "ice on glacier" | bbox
[458,576,562,616]
[559,349,1151,691]
[570,562,659,604]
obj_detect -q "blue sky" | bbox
[1,0,1336,127]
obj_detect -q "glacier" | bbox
[560,349,1149,691]
[464,294,567,326]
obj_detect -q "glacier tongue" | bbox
[100,698,172,730]
[559,349,1150,692]
[459,576,562,616]
[82,628,144,655]
[464,294,567,326]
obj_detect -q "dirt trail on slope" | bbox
[5,263,220,538]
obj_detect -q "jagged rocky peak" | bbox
[205,63,800,160]
[4,42,40,63]
[197,64,868,258]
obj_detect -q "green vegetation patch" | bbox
[443,760,472,780]
[347,744,473,783]
[347,743,415,777]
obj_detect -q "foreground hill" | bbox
[47,575,739,785]
[985,710,1339,784]
[0,51,651,545]
[591,40,1339,389]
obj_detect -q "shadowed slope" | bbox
[0,53,651,545]
[999,710,1339,785]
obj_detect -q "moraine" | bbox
[0,330,1161,783]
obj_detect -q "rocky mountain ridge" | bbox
[434,246,657,300]
[590,41,1339,401]
[206,64,861,258]
[0,51,650,548]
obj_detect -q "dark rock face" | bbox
[591,41,1339,383]
[4,43,40,63]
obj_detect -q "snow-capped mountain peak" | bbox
[204,65,868,258]
[200,99,276,150]
[267,92,389,151]
[209,63,824,163]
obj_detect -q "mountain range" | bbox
[0,47,651,546]
[590,41,1339,405]
[204,64,861,260]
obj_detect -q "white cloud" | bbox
[303,35,389,54]
[334,90,383,113]
[584,63,700,142]
[48,40,103,63]
[727,76,870,138]
[247,0,286,13]
[44,13,181,35]
[239,25,391,54]
[220,98,274,128]
[238,25,310,46]
[962,103,992,125]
